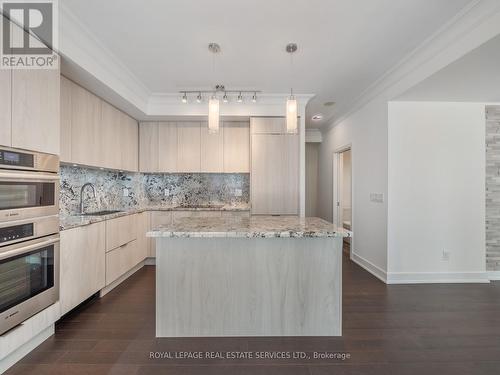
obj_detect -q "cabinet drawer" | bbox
[106,214,137,251]
[172,211,221,221]
[106,239,142,285]
[221,211,250,218]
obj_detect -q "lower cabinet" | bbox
[60,222,106,316]
[106,239,141,285]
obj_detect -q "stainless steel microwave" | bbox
[0,169,59,223]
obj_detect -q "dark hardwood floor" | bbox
[6,256,500,375]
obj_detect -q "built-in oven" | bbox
[0,233,59,335]
[0,169,59,222]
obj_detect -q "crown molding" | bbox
[323,0,500,133]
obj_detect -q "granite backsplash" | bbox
[59,165,250,216]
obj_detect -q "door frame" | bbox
[333,144,353,249]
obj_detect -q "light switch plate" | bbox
[123,188,129,197]
[234,188,242,197]
[370,193,384,203]
[164,188,170,197]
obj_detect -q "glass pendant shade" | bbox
[286,97,298,134]
[208,97,220,134]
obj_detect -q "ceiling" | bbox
[62,0,473,128]
[397,33,500,102]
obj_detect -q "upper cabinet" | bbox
[0,69,11,147]
[139,121,249,173]
[11,68,60,155]
[250,117,286,134]
[177,122,201,172]
[0,17,59,155]
[201,122,223,173]
[60,77,138,171]
[223,121,250,173]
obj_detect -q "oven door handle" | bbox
[0,170,60,181]
[0,236,59,261]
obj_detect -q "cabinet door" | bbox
[59,76,72,162]
[139,122,159,172]
[158,122,178,172]
[137,211,151,261]
[251,134,299,215]
[60,222,106,315]
[121,112,138,172]
[11,67,60,154]
[177,122,201,172]
[250,117,286,134]
[0,68,11,147]
[101,101,121,170]
[201,121,223,172]
[223,121,250,172]
[71,82,102,166]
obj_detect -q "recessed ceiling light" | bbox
[323,101,335,107]
[312,114,324,121]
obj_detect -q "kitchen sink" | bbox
[81,210,123,216]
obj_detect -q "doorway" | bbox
[333,147,352,256]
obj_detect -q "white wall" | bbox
[387,102,487,283]
[305,143,319,217]
[318,97,389,280]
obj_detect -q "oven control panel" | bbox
[0,223,34,244]
[0,149,34,169]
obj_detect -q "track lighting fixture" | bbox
[237,92,243,103]
[196,92,202,103]
[223,92,229,103]
[252,92,257,103]
[181,92,188,104]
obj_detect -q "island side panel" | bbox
[155,237,342,337]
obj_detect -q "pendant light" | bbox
[208,43,221,133]
[208,95,220,134]
[286,43,298,134]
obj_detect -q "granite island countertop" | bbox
[147,216,350,238]
[59,204,250,231]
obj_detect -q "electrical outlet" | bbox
[442,249,450,261]
[234,188,242,197]
[164,188,170,197]
[123,188,129,197]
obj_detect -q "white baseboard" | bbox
[386,271,490,284]
[144,257,156,266]
[350,251,387,283]
[0,325,54,373]
[488,271,500,281]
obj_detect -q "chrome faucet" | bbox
[80,183,96,214]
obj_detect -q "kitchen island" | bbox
[147,216,349,337]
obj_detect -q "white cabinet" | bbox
[11,67,60,155]
[120,111,138,172]
[250,117,286,134]
[251,132,299,215]
[105,214,137,252]
[69,79,103,167]
[223,121,250,172]
[60,222,106,315]
[0,69,11,147]
[177,122,201,172]
[139,120,250,173]
[139,122,159,172]
[60,76,72,162]
[159,122,178,172]
[100,100,121,170]
[201,122,223,172]
[106,240,141,285]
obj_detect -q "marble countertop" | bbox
[147,216,350,238]
[60,204,250,231]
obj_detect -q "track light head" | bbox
[181,92,188,103]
